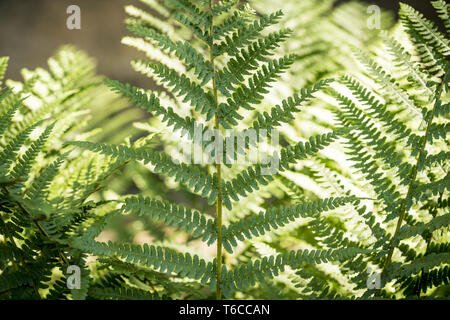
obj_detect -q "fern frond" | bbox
[220,247,369,294]
[127,24,214,85]
[423,150,450,168]
[125,5,173,35]
[120,195,217,242]
[221,196,358,253]
[344,130,401,200]
[219,54,296,128]
[333,93,413,186]
[251,79,334,133]
[145,62,216,120]
[173,12,211,44]
[0,271,33,294]
[97,257,206,298]
[140,0,171,18]
[213,6,253,40]
[70,258,91,300]
[399,2,450,56]
[104,79,199,136]
[339,75,412,141]
[0,94,21,140]
[353,49,420,117]
[89,286,165,300]
[0,57,8,84]
[216,28,292,97]
[8,123,55,192]
[387,252,450,281]
[413,173,450,202]
[25,155,65,201]
[382,33,433,96]
[167,0,210,29]
[404,266,450,294]
[73,238,214,283]
[222,129,344,209]
[211,0,238,17]
[65,141,219,204]
[431,1,450,35]
[0,120,44,179]
[397,213,450,242]
[213,10,284,57]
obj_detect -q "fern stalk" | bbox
[209,0,223,300]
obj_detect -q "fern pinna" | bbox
[67,0,369,299]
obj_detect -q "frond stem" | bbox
[209,0,223,300]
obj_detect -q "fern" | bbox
[0,47,138,300]
[329,1,450,299]
[2,0,448,301]
[67,0,367,300]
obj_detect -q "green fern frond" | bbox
[0,93,21,140]
[213,10,284,57]
[73,238,214,283]
[388,252,450,281]
[0,120,45,178]
[222,129,345,209]
[65,141,218,204]
[211,0,238,17]
[219,55,296,128]
[213,6,253,40]
[250,79,334,133]
[8,123,55,192]
[400,2,450,56]
[431,1,450,34]
[120,195,217,242]
[220,247,370,294]
[147,62,216,119]
[381,33,434,96]
[168,0,211,29]
[216,28,292,97]
[338,75,413,141]
[127,24,214,85]
[397,213,450,242]
[0,270,33,294]
[104,79,199,136]
[97,257,206,298]
[352,49,420,117]
[0,57,8,84]
[24,155,65,201]
[88,286,165,300]
[221,196,358,253]
[70,258,91,300]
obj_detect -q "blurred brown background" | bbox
[0,0,440,84]
[0,0,150,85]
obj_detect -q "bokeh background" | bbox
[0,0,442,86]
